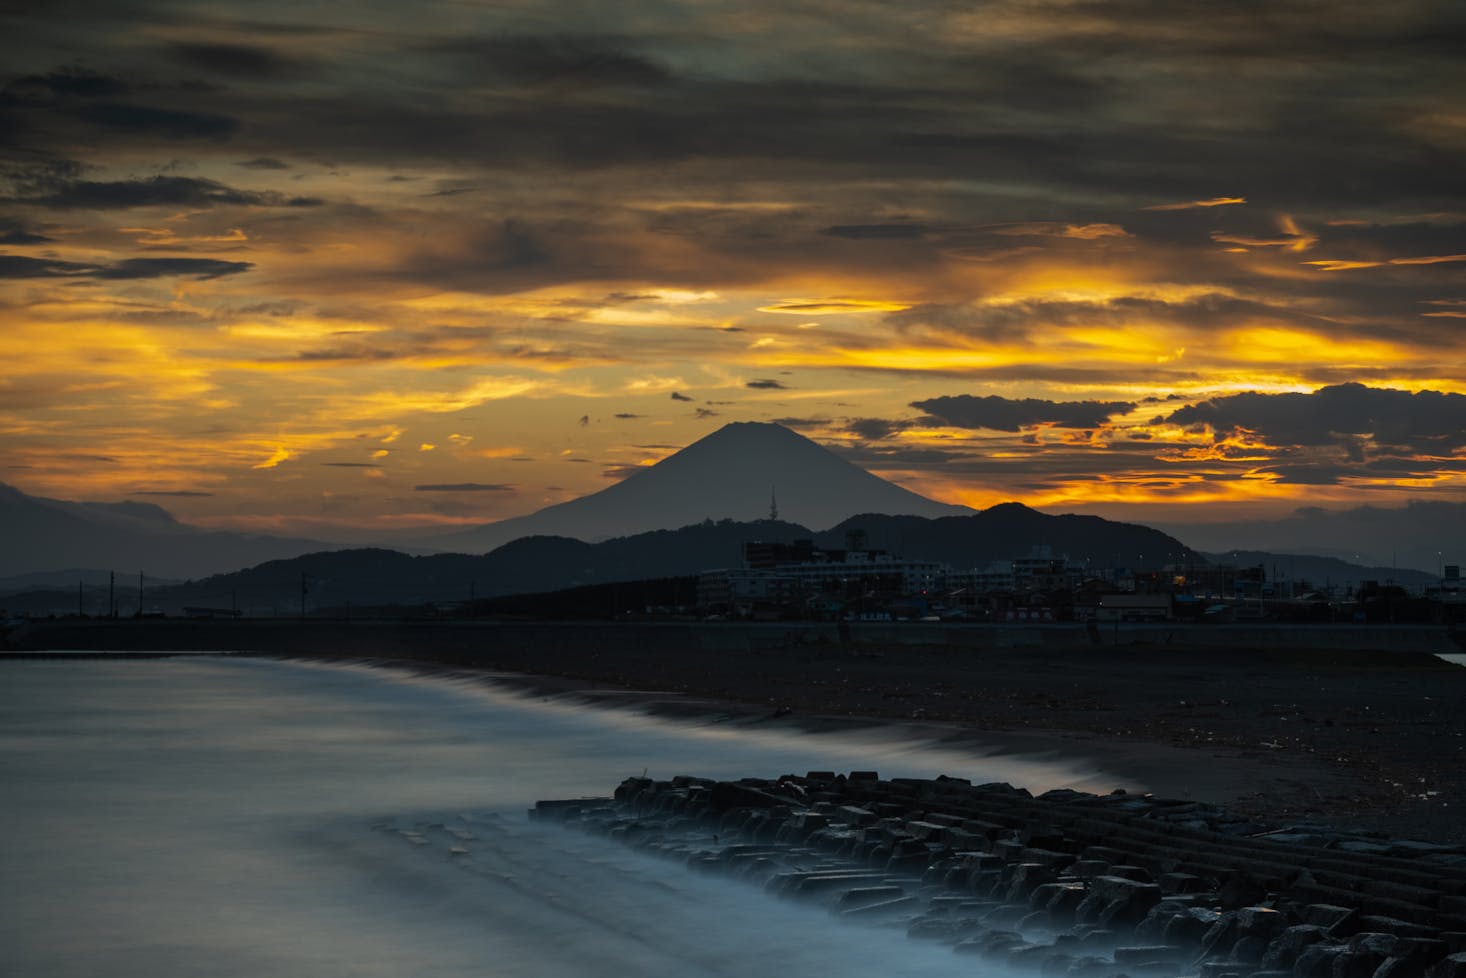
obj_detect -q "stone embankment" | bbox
[533,773,1466,978]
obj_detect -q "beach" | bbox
[8,618,1465,844]
[399,638,1466,847]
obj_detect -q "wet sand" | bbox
[379,641,1466,846]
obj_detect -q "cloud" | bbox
[236,157,290,170]
[169,42,311,79]
[8,174,322,209]
[6,66,129,99]
[746,378,788,389]
[0,254,252,279]
[669,391,693,401]
[413,483,516,491]
[422,35,672,89]
[1143,196,1247,211]
[846,417,915,440]
[321,462,377,468]
[130,490,215,497]
[0,218,51,244]
[1305,253,1466,272]
[820,223,929,239]
[1165,383,1466,453]
[988,222,1129,239]
[760,299,909,315]
[1211,215,1316,252]
[911,394,1137,431]
[73,102,240,139]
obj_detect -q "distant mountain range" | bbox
[2,422,1457,598]
[0,481,345,580]
[1153,502,1464,576]
[422,421,971,554]
[1199,551,1433,591]
[3,506,1203,616]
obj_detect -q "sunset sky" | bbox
[3,0,1464,540]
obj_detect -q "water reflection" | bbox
[0,656,1091,978]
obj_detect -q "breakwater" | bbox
[534,773,1466,978]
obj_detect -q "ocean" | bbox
[0,655,1107,977]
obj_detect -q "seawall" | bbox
[4,617,1461,657]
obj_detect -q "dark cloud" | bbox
[1253,464,1354,486]
[912,394,1137,431]
[423,35,672,88]
[236,157,290,169]
[97,258,254,280]
[769,416,828,430]
[131,490,214,497]
[413,483,515,491]
[613,412,641,419]
[694,407,718,419]
[1165,384,1466,453]
[73,102,240,139]
[669,391,693,402]
[846,417,914,440]
[746,378,788,390]
[320,462,377,468]
[169,42,309,79]
[820,223,929,239]
[0,218,51,244]
[0,254,251,280]
[8,173,322,209]
[6,66,129,100]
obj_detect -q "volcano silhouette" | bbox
[427,422,970,553]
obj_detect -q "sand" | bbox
[391,640,1466,846]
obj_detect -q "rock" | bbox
[1428,952,1466,978]
[1293,943,1346,978]
[1260,924,1330,969]
[1235,906,1289,940]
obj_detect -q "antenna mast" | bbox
[769,485,778,521]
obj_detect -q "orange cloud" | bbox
[1144,196,1247,211]
[1306,253,1466,271]
[1212,215,1316,252]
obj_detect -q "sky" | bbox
[2,0,1464,541]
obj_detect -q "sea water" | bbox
[0,656,1111,977]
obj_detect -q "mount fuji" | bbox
[425,422,971,554]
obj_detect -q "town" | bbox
[692,534,1465,626]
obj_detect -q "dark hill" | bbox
[816,504,1202,570]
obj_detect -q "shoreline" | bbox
[6,618,1464,845]
[305,652,1462,847]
